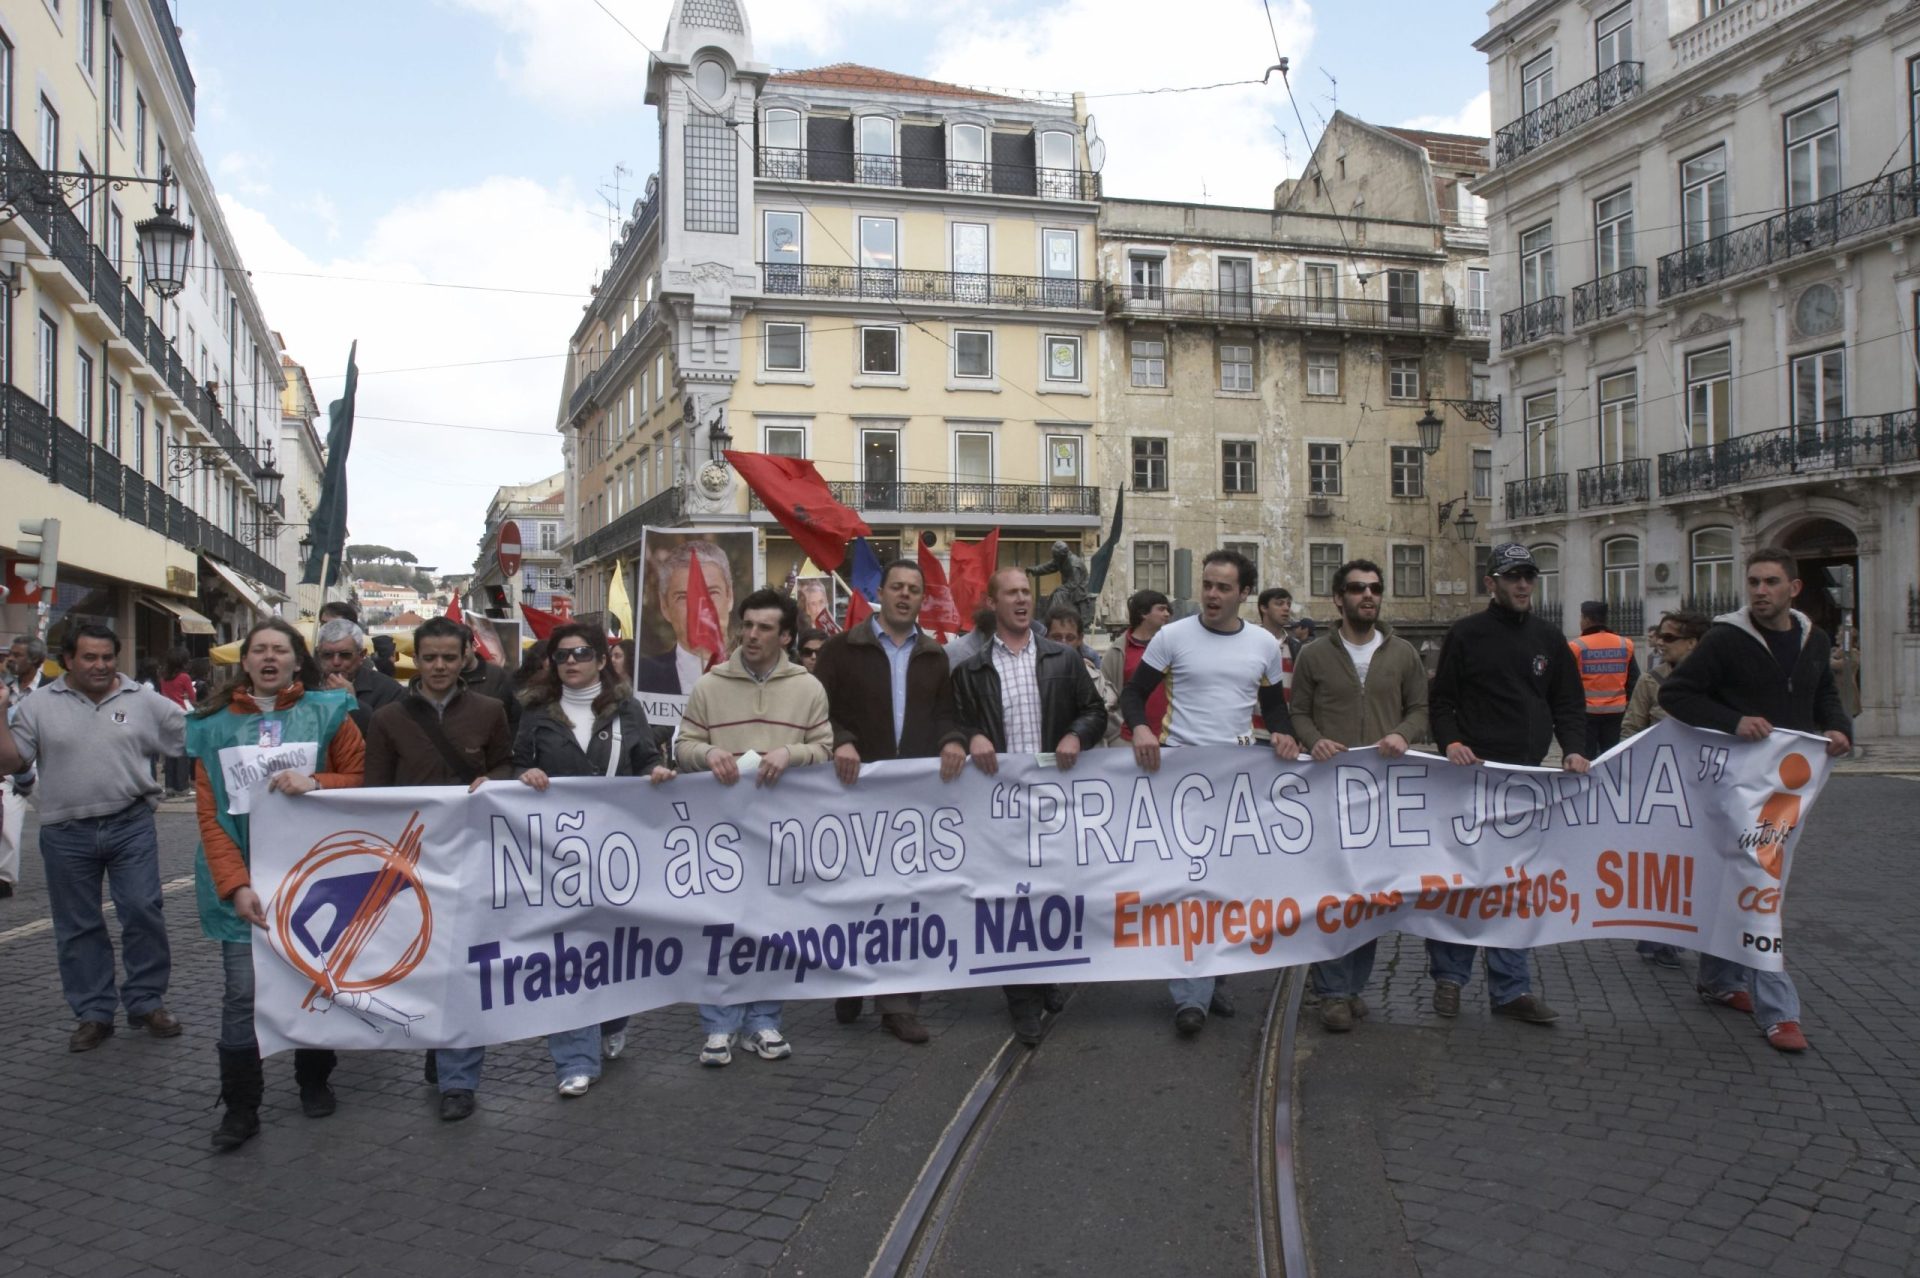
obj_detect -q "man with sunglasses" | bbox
[1428,543,1589,1026]
[1289,559,1429,1033]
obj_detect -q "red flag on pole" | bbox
[724,451,871,571]
[519,601,563,640]
[917,540,962,636]
[684,547,728,672]
[446,594,463,623]
[845,590,873,629]
[946,529,1001,626]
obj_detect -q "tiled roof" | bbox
[1382,126,1489,171]
[768,63,1019,103]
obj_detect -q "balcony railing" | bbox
[1577,457,1650,508]
[760,263,1101,310]
[1495,62,1645,165]
[1674,0,1811,69]
[1112,286,1460,337]
[567,299,663,423]
[1505,472,1568,519]
[1571,266,1647,327]
[572,485,688,565]
[756,147,1100,202]
[1659,162,1920,298]
[1460,308,1491,337]
[1658,411,1920,497]
[750,480,1099,520]
[1682,593,1742,619]
[1500,296,1565,349]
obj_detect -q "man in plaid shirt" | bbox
[950,567,1107,1045]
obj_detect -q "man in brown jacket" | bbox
[812,558,966,1043]
[1288,558,1429,1034]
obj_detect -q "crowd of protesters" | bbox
[0,540,1851,1150]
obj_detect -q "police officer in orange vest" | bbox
[1570,600,1640,757]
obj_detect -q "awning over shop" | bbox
[139,595,216,636]
[204,559,273,617]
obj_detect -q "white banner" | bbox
[247,720,1832,1054]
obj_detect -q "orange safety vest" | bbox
[1570,631,1633,713]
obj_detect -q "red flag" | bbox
[845,591,873,629]
[917,541,963,635]
[684,547,728,672]
[519,601,563,640]
[445,594,463,623]
[946,529,1001,626]
[725,451,870,571]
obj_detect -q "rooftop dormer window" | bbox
[763,108,803,179]
[1038,129,1076,200]
[950,123,988,193]
[857,116,898,186]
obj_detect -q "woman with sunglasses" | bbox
[187,619,365,1151]
[502,621,671,1097]
[1621,609,1708,968]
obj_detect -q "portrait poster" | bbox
[634,526,761,726]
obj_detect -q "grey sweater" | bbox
[6,675,185,823]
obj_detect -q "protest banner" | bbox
[245,720,1830,1054]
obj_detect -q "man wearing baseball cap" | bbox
[1427,543,1590,1025]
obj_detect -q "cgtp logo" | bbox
[270,814,433,1035]
[1738,753,1812,881]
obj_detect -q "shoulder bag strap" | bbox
[402,697,480,784]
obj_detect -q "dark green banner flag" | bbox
[1086,485,1125,600]
[301,342,358,587]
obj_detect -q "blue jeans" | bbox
[1169,977,1215,1013]
[1697,955,1799,1028]
[434,1025,601,1093]
[220,941,256,1051]
[699,1002,783,1036]
[1427,940,1532,1005]
[39,804,171,1023]
[1312,941,1378,999]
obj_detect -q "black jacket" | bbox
[1430,601,1587,765]
[461,657,522,737]
[814,621,963,761]
[951,634,1106,753]
[1659,608,1851,738]
[347,664,405,733]
[513,691,663,778]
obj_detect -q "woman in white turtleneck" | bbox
[504,623,672,1100]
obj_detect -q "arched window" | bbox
[949,123,987,193]
[1602,535,1641,608]
[1038,129,1076,199]
[1690,526,1734,606]
[763,108,802,179]
[857,116,898,185]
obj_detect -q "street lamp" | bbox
[133,170,196,299]
[0,157,195,298]
[1436,493,1477,542]
[1416,397,1504,456]
[252,455,284,508]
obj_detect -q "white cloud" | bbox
[221,178,607,573]
[926,0,1314,209]
[1398,90,1491,138]
[216,151,273,200]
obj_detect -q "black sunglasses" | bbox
[1493,568,1539,581]
[553,645,599,664]
[1343,581,1385,596]
[799,646,824,657]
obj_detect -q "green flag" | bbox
[302,342,358,587]
[1086,485,1126,600]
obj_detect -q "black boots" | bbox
[293,1049,338,1118]
[211,1046,263,1152]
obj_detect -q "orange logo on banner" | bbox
[1745,754,1811,880]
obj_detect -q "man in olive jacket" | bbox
[1288,558,1429,1033]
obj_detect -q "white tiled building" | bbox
[1475,0,1920,734]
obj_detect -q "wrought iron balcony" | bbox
[1577,457,1650,509]
[1658,411,1920,497]
[1460,308,1491,337]
[1500,296,1565,349]
[749,479,1099,521]
[1112,286,1460,337]
[756,147,1100,201]
[1571,266,1647,327]
[1495,63,1645,165]
[760,264,1101,310]
[1504,472,1568,519]
[1659,163,1920,299]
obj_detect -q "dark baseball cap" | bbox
[1292,617,1317,632]
[1486,543,1537,576]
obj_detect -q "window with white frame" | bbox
[859,216,898,296]
[76,349,94,437]
[1043,334,1082,383]
[1598,370,1639,464]
[1223,541,1260,583]
[1132,437,1168,490]
[1524,391,1559,474]
[133,402,146,474]
[1389,445,1424,498]
[764,210,803,292]
[1520,52,1555,115]
[860,326,901,376]
[1129,254,1164,301]
[1470,357,1491,400]
[1785,97,1840,207]
[1467,268,1488,324]
[1133,541,1171,593]
[1690,527,1735,601]
[1681,147,1729,246]
[1789,348,1843,431]
[1037,129,1077,199]
[109,40,124,126]
[857,116,898,185]
[1685,346,1730,447]
[1130,336,1166,388]
[1219,342,1253,392]
[1472,448,1493,499]
[37,313,57,412]
[1310,543,1346,596]
[763,108,802,177]
[1594,188,1634,275]
[954,329,993,379]
[1392,545,1427,597]
[1218,258,1253,317]
[951,221,989,301]
[1386,269,1420,319]
[1046,434,1083,485]
[106,377,121,453]
[1530,544,1560,612]
[949,123,988,192]
[1309,442,1342,495]
[1519,222,1555,303]
[764,321,805,372]
[1222,440,1256,494]
[0,34,11,135]
[1306,350,1339,396]
[655,353,666,402]
[79,0,96,73]
[1595,4,1632,71]
[135,92,145,171]
[539,521,557,551]
[1388,356,1421,400]
[954,431,993,485]
[1305,262,1338,316]
[1602,535,1641,609]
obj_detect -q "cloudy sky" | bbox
[184,0,1492,575]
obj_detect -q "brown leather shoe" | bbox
[881,1013,930,1044]
[834,997,863,1025]
[69,1021,115,1052]
[131,1007,182,1038]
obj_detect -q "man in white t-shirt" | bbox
[1119,549,1298,1037]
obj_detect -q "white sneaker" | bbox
[742,1028,792,1060]
[556,1074,592,1097]
[603,1030,626,1059]
[699,1033,734,1067]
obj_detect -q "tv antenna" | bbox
[597,161,632,238]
